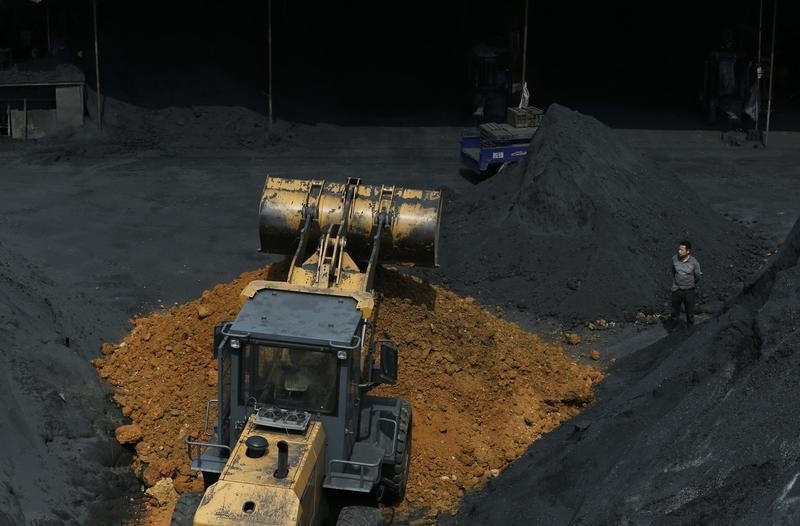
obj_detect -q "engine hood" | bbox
[193,417,326,526]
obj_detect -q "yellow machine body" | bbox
[193,418,326,526]
[185,177,441,526]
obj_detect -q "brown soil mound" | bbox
[93,265,603,521]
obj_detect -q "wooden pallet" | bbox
[506,106,543,128]
[479,122,538,145]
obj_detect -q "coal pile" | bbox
[454,216,800,525]
[0,241,137,525]
[437,104,764,323]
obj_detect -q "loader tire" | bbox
[335,505,382,526]
[170,492,202,526]
[380,400,411,504]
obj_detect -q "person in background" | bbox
[671,240,702,327]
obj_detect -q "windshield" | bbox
[240,344,339,414]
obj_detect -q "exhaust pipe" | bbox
[274,440,289,479]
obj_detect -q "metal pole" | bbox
[521,0,529,92]
[268,0,273,128]
[23,98,27,141]
[754,0,763,133]
[93,0,102,130]
[765,0,777,146]
[46,6,51,54]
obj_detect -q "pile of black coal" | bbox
[436,104,764,323]
[0,241,138,525]
[453,215,800,525]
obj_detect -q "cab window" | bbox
[240,345,338,414]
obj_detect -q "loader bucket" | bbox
[258,177,442,267]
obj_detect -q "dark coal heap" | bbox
[454,216,800,525]
[438,104,764,322]
[0,242,137,525]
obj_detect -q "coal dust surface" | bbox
[436,104,765,323]
[0,241,138,526]
[454,216,800,525]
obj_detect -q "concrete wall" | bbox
[55,86,83,129]
[10,109,57,140]
[7,84,83,139]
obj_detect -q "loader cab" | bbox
[191,287,400,496]
[224,288,365,451]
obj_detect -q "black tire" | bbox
[170,492,202,526]
[380,400,411,504]
[336,505,382,526]
[202,470,219,488]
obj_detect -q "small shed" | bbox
[0,60,85,139]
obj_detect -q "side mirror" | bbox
[371,340,398,385]
[213,323,228,359]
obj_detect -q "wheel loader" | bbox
[173,177,442,526]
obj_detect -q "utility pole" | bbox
[93,0,102,130]
[754,0,763,135]
[521,0,529,92]
[765,0,777,146]
[268,0,273,128]
[46,6,51,54]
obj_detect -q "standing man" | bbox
[671,240,702,326]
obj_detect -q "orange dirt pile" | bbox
[93,264,603,522]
